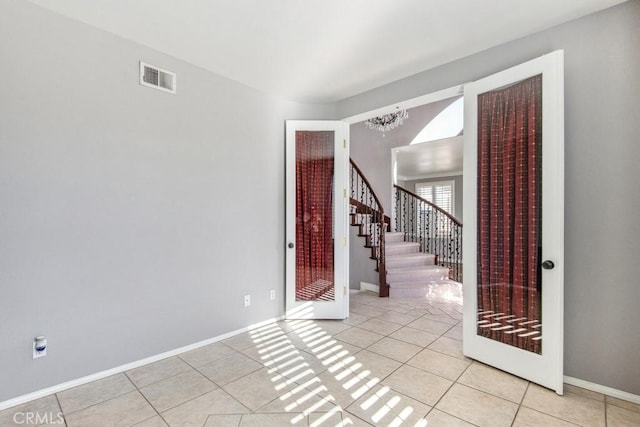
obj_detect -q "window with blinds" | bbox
[415,180,454,215]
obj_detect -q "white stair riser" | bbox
[386,255,436,268]
[389,281,462,299]
[386,244,420,256]
[385,232,405,243]
[387,269,449,282]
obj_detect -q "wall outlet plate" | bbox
[270,290,276,300]
[33,342,46,359]
[244,295,251,307]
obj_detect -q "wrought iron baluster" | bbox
[349,159,390,295]
[391,185,463,283]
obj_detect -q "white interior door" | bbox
[463,51,565,393]
[285,120,349,319]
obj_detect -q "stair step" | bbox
[385,232,405,243]
[385,241,420,255]
[386,253,436,268]
[387,266,450,282]
[389,280,463,299]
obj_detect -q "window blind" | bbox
[415,181,454,215]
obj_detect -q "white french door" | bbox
[462,51,565,393]
[285,121,349,319]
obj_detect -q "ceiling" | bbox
[27,0,627,102]
[351,97,463,179]
[396,136,464,180]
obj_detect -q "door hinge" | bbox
[343,237,347,247]
[343,139,347,149]
[343,188,347,198]
[344,286,347,296]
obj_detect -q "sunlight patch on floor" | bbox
[246,314,427,426]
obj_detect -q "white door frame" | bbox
[342,85,465,227]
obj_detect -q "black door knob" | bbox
[542,260,555,270]
[288,242,294,249]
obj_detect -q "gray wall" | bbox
[0,1,334,402]
[339,1,640,395]
[349,227,379,289]
[2,0,639,404]
[399,176,463,221]
[349,98,456,214]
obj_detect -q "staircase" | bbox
[394,185,462,284]
[350,159,462,298]
[385,231,452,298]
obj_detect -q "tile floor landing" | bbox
[1,291,639,426]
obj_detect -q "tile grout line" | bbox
[52,393,67,427]
[137,343,265,417]
[125,359,192,391]
[358,307,470,424]
[124,348,255,423]
[54,375,139,418]
[510,379,531,427]
[423,352,475,423]
[515,406,584,427]
[286,318,414,421]
[123,369,171,426]
[242,322,321,414]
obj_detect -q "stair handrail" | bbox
[393,185,462,226]
[350,159,388,297]
[394,184,463,282]
[350,160,384,213]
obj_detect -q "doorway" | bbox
[343,50,565,393]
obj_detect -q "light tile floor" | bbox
[2,291,639,426]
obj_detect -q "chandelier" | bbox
[364,109,408,135]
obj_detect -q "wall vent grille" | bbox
[139,62,176,94]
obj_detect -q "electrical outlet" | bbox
[33,336,47,359]
[244,295,251,307]
[270,290,276,300]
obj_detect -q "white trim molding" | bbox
[397,170,463,181]
[359,282,379,293]
[564,376,640,404]
[342,85,465,124]
[0,316,284,412]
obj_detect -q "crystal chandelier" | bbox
[364,109,409,135]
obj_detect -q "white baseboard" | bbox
[5,319,639,411]
[0,316,284,412]
[360,282,379,293]
[564,376,640,404]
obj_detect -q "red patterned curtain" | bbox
[477,75,542,353]
[295,131,334,299]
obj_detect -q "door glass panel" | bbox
[476,75,542,354]
[295,130,335,301]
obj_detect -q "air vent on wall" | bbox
[139,61,176,94]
